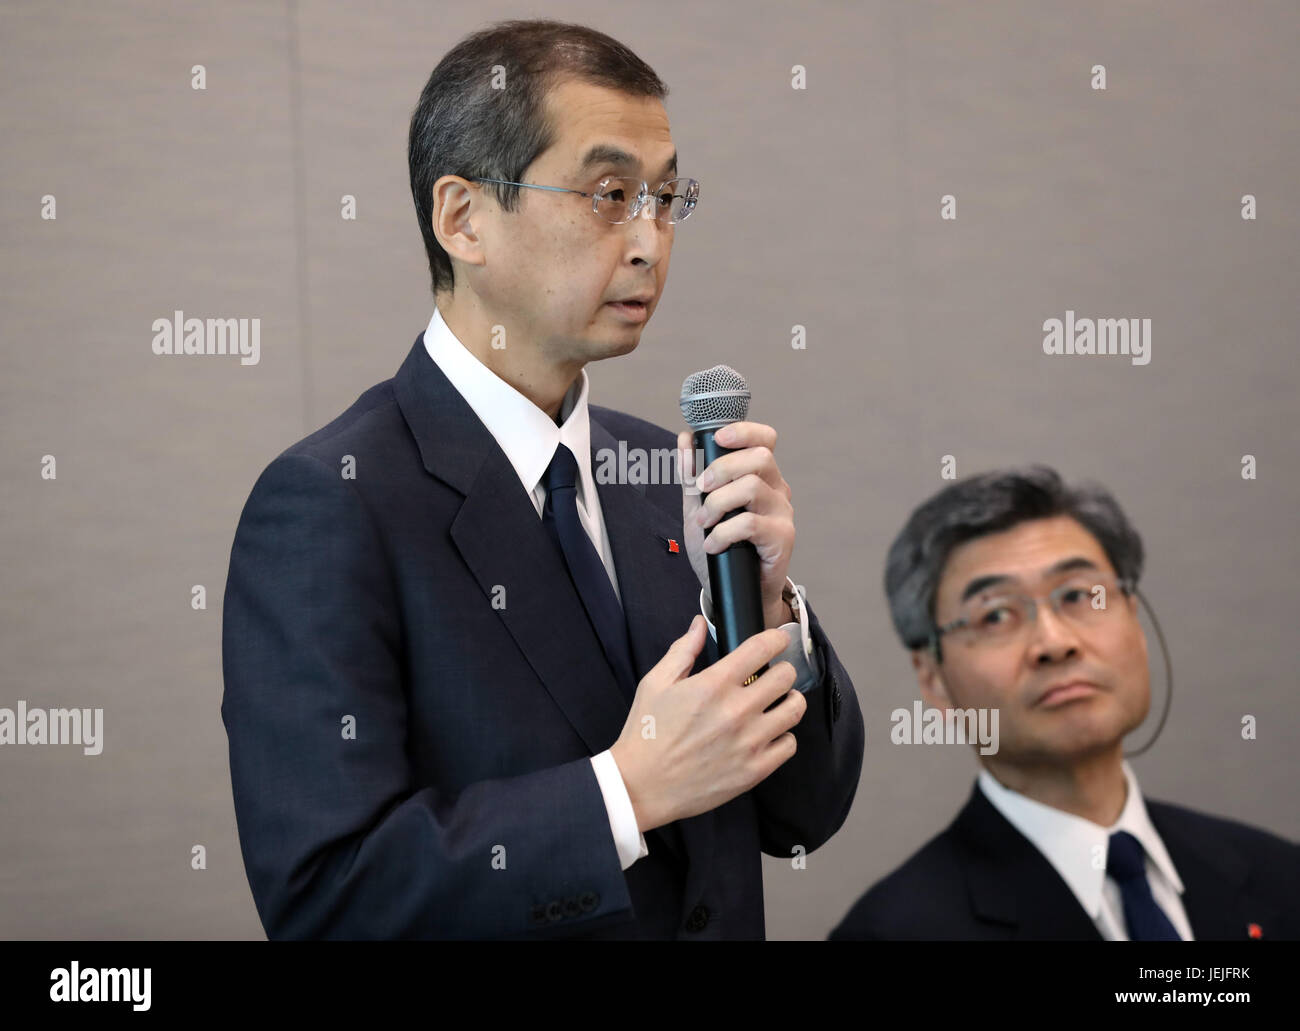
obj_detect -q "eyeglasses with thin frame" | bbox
[927,570,1136,663]
[469,175,700,225]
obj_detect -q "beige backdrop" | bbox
[1,0,1296,940]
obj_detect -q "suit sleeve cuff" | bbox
[590,751,649,870]
[699,577,820,692]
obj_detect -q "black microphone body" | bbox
[693,426,769,664]
[680,365,771,685]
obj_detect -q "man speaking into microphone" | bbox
[220,18,863,940]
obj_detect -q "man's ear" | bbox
[912,648,955,710]
[431,176,487,270]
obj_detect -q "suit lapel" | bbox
[956,785,1277,941]
[587,417,697,682]
[1148,803,1272,941]
[394,335,627,757]
[449,453,635,755]
[954,785,1103,940]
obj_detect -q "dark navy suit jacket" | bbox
[830,781,1299,940]
[221,333,865,939]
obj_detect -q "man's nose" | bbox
[624,199,669,262]
[1027,603,1082,665]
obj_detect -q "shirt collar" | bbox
[422,307,594,505]
[977,760,1185,919]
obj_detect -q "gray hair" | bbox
[884,466,1145,651]
[408,19,668,299]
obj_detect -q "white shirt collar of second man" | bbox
[977,760,1186,920]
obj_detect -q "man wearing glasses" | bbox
[830,467,1297,940]
[221,19,863,940]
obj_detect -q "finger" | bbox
[681,480,702,526]
[704,512,794,559]
[758,730,798,768]
[756,685,808,733]
[714,422,777,451]
[747,661,799,714]
[714,626,791,684]
[697,446,784,494]
[649,613,706,681]
[696,474,788,530]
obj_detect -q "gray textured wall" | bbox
[1,0,1295,940]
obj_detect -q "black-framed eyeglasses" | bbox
[926,571,1137,663]
[469,175,700,225]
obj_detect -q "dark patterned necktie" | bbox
[541,443,637,702]
[1107,830,1181,940]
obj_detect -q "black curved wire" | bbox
[1124,587,1173,758]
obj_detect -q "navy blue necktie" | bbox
[1106,830,1181,940]
[541,443,638,702]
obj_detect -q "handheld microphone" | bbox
[680,365,768,677]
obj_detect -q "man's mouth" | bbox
[606,299,649,321]
[1035,680,1101,707]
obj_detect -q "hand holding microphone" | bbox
[677,366,798,652]
[607,365,806,833]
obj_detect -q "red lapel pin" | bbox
[666,538,680,553]
[1248,923,1263,939]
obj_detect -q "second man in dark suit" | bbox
[832,466,1297,941]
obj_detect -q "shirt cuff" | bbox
[699,577,821,693]
[590,750,649,870]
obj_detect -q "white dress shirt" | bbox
[978,760,1194,940]
[422,308,818,873]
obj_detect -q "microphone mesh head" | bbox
[679,365,750,428]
